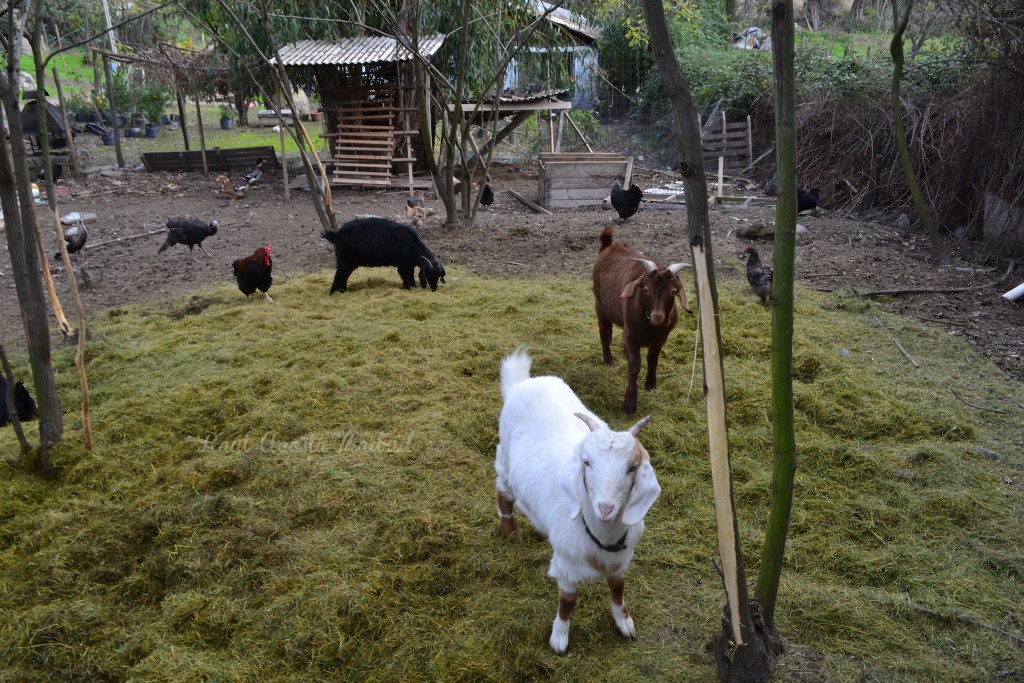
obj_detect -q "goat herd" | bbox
[322,216,691,654]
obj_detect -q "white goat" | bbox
[494,348,661,654]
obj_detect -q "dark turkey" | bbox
[159,219,219,258]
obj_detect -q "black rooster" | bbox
[610,179,643,221]
[159,219,219,259]
[0,376,37,427]
[743,243,773,304]
[55,220,87,260]
[797,187,820,214]
[232,244,274,302]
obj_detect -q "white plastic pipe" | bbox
[1002,282,1024,302]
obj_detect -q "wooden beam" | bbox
[508,189,552,214]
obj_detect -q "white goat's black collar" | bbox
[580,514,628,552]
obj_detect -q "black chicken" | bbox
[480,184,494,206]
[0,376,37,427]
[797,187,820,214]
[159,219,219,258]
[744,243,773,304]
[35,164,63,182]
[232,244,274,302]
[610,179,643,221]
[55,220,87,260]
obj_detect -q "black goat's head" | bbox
[419,255,446,291]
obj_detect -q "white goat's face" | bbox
[579,431,643,523]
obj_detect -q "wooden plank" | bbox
[547,199,609,209]
[539,153,623,161]
[544,188,612,200]
[541,161,629,176]
[508,189,552,214]
[545,176,621,191]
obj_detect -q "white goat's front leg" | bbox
[608,575,636,640]
[549,580,578,655]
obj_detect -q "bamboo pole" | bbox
[279,119,289,201]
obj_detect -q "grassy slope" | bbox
[1,268,1021,682]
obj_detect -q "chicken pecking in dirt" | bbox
[743,242,773,304]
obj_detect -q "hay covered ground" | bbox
[1,266,1022,682]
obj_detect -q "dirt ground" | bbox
[2,155,1022,384]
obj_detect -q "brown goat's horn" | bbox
[630,257,658,274]
[628,415,652,436]
[667,263,690,275]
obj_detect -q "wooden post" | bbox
[176,90,190,151]
[718,156,725,197]
[194,99,208,175]
[747,114,753,167]
[102,55,124,168]
[555,110,565,152]
[547,110,555,152]
[51,68,82,180]
[280,120,289,200]
[565,113,594,153]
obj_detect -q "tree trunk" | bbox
[849,0,864,23]
[889,0,950,265]
[0,88,61,471]
[754,0,798,649]
[640,0,774,680]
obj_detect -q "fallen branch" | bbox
[909,603,1024,648]
[950,389,1011,414]
[858,261,1016,297]
[873,315,919,368]
[800,271,845,279]
[85,227,167,250]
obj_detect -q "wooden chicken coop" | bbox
[276,35,446,192]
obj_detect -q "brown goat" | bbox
[592,225,691,415]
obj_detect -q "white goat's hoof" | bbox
[549,617,570,654]
[612,603,636,640]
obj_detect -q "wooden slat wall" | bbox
[538,154,629,209]
[140,146,279,173]
[700,115,753,170]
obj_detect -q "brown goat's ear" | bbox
[620,276,644,299]
[676,285,693,314]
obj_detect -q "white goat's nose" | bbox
[598,503,615,520]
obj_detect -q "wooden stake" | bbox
[564,113,594,153]
[555,110,565,152]
[51,68,82,180]
[176,90,190,151]
[194,99,208,176]
[102,55,124,168]
[279,118,289,201]
[873,315,919,368]
[693,242,744,647]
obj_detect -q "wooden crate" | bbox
[538,153,630,209]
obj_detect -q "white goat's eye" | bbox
[628,465,638,473]
[583,460,591,468]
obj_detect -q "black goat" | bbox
[322,218,446,294]
[0,376,36,428]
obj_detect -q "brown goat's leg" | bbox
[597,311,614,365]
[550,586,578,654]
[623,340,642,415]
[607,576,636,639]
[645,343,663,390]
[497,490,522,543]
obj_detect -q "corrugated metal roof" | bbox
[535,1,599,42]
[276,34,446,66]
[489,88,570,104]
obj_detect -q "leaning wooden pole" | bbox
[52,68,83,180]
[101,54,124,168]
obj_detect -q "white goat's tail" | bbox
[500,347,533,400]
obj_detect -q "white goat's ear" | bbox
[622,445,661,526]
[620,276,644,299]
[575,412,602,432]
[559,450,584,520]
